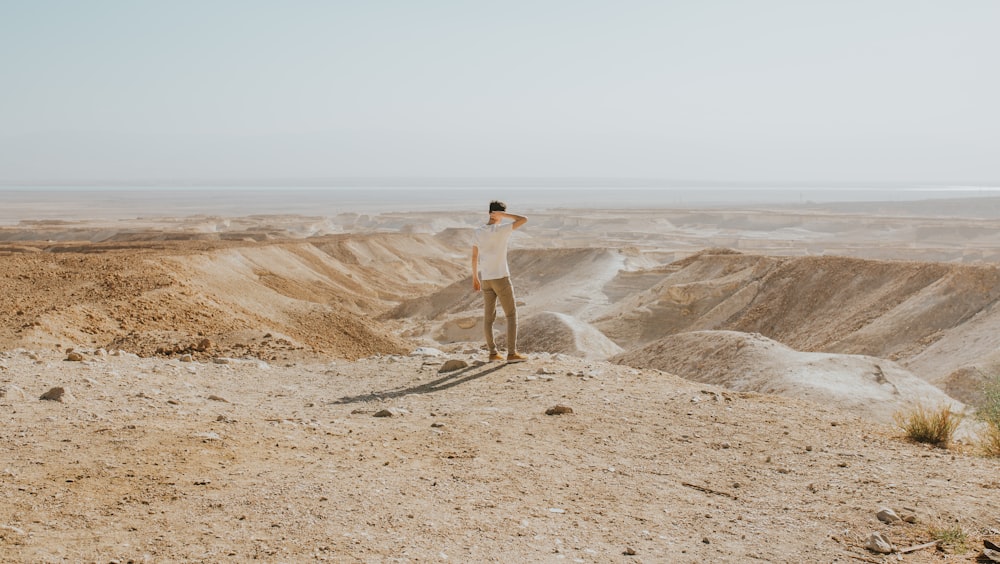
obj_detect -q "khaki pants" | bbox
[482,276,517,354]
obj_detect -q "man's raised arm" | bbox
[502,212,527,230]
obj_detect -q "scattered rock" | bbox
[213,357,232,364]
[0,524,26,536]
[624,547,637,555]
[865,531,894,554]
[0,385,26,401]
[207,395,229,403]
[545,405,573,415]
[374,407,409,417]
[180,354,194,362]
[95,348,108,357]
[431,422,445,428]
[411,347,445,357]
[66,352,85,362]
[40,387,74,403]
[983,548,1000,563]
[193,338,212,352]
[439,359,469,373]
[876,507,901,524]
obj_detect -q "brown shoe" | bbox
[488,352,504,362]
[506,352,527,363]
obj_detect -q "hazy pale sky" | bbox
[1,1,998,185]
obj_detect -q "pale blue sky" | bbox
[1,1,998,185]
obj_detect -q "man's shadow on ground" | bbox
[331,362,510,405]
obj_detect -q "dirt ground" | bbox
[2,348,999,563]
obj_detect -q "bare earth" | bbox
[3,197,1000,563]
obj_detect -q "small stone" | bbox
[194,432,221,441]
[207,395,229,403]
[876,507,901,524]
[431,422,445,428]
[0,524,26,536]
[95,348,108,357]
[438,359,468,373]
[194,338,212,352]
[213,357,231,364]
[0,385,26,401]
[864,531,894,554]
[410,347,444,357]
[179,354,193,362]
[545,405,573,415]
[374,407,409,417]
[624,547,637,555]
[40,387,74,403]
[66,352,85,362]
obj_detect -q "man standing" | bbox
[472,200,528,363]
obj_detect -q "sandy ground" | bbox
[3,349,999,563]
[4,198,1000,562]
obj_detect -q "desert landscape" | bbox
[3,190,1000,562]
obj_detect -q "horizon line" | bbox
[2,177,1000,189]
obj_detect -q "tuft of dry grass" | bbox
[978,421,1000,457]
[893,403,962,448]
[930,525,970,554]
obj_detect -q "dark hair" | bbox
[489,200,507,213]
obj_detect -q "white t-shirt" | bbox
[473,222,514,281]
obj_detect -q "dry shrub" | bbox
[980,374,1000,426]
[979,424,1000,457]
[977,374,1000,457]
[893,403,962,448]
[930,525,970,554]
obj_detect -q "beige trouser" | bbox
[482,276,517,354]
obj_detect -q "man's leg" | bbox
[482,282,499,355]
[494,277,518,354]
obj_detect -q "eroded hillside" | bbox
[6,228,1000,409]
[0,234,466,360]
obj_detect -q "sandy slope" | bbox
[611,331,960,424]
